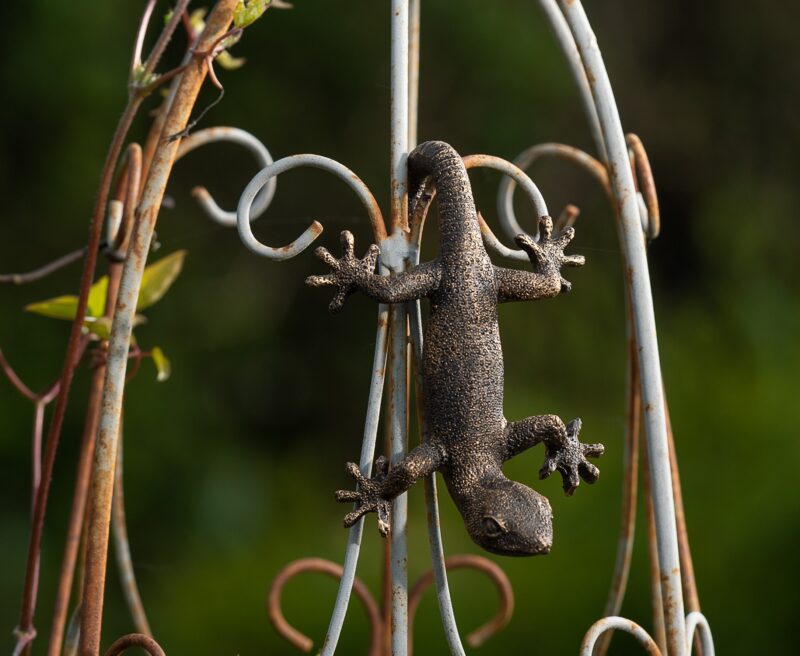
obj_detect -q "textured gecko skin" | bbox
[307,141,603,556]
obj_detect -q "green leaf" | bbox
[87,276,109,317]
[188,8,207,33]
[25,296,79,321]
[26,276,109,322]
[137,250,187,310]
[233,0,270,29]
[150,346,171,382]
[216,50,247,70]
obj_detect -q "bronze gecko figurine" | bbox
[307,141,603,556]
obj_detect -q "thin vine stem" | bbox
[14,2,194,649]
[0,247,87,285]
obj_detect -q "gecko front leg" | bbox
[495,216,586,302]
[335,442,445,536]
[306,230,441,312]
[503,415,604,495]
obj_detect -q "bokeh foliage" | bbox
[1,0,798,653]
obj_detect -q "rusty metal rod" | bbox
[581,617,661,656]
[593,310,641,656]
[79,4,240,654]
[320,302,390,656]
[111,427,152,636]
[407,555,513,653]
[268,558,382,655]
[558,2,688,651]
[175,126,277,226]
[102,633,165,656]
[14,0,192,644]
[45,367,104,656]
[49,142,138,656]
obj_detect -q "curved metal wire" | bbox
[535,0,606,161]
[268,558,382,655]
[320,301,390,656]
[175,126,277,226]
[685,612,715,656]
[111,428,152,637]
[552,1,699,652]
[407,555,513,653]
[237,154,388,261]
[407,217,465,655]
[462,153,549,241]
[496,142,609,249]
[626,133,660,240]
[593,310,641,656]
[102,633,166,656]
[580,617,661,656]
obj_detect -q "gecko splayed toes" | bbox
[308,140,603,557]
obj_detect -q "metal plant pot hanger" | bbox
[55,1,715,654]
[227,2,717,655]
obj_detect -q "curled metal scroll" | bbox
[407,555,513,652]
[685,612,715,656]
[580,617,661,656]
[102,633,165,656]
[175,126,278,227]
[626,133,661,240]
[497,136,661,243]
[462,153,549,241]
[497,142,609,253]
[267,558,383,656]
[237,154,388,261]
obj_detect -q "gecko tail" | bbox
[407,141,480,251]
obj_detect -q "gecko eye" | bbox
[481,517,504,538]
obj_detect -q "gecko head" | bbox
[463,479,553,556]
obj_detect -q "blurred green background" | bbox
[1,0,798,653]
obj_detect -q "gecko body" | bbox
[307,141,603,556]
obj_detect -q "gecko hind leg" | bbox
[335,456,392,535]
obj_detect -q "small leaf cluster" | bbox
[25,251,186,382]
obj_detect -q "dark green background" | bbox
[1,1,798,653]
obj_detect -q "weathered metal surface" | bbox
[581,617,662,656]
[553,1,694,652]
[685,612,715,656]
[111,429,152,637]
[626,133,660,240]
[407,554,513,652]
[268,558,382,655]
[237,153,389,261]
[390,0,409,233]
[175,126,277,226]
[79,3,241,654]
[311,142,601,558]
[461,153,549,241]
[320,303,390,656]
[536,0,606,161]
[102,633,165,656]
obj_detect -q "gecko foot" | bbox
[515,216,585,293]
[334,456,392,536]
[306,230,380,313]
[538,418,604,496]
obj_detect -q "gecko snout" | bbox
[464,479,554,557]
